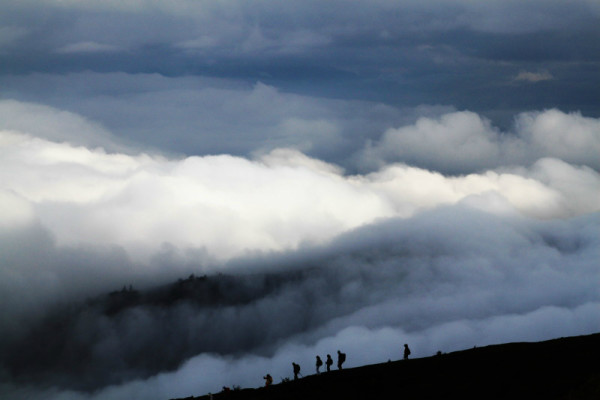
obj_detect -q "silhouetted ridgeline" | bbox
[172,333,600,400]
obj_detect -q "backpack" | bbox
[340,353,346,363]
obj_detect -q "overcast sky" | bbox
[1,1,599,399]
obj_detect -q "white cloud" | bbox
[515,109,600,167]
[0,133,393,261]
[363,109,600,173]
[363,111,503,172]
[0,100,125,152]
[2,114,598,266]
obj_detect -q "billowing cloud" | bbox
[362,111,504,173]
[515,109,600,167]
[363,109,600,173]
[2,110,598,266]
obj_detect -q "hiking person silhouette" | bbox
[404,344,411,360]
[337,350,346,370]
[263,374,273,387]
[316,355,323,374]
[326,354,333,372]
[292,362,301,380]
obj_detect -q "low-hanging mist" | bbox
[1,208,598,399]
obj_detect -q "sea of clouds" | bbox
[1,93,599,399]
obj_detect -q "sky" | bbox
[0,0,599,399]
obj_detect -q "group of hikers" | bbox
[263,344,410,387]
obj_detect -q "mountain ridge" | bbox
[172,332,600,400]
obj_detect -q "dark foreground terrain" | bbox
[172,332,600,400]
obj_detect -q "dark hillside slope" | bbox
[174,332,600,400]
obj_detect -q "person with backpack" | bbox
[292,362,301,380]
[404,344,411,360]
[337,350,346,370]
[316,355,323,374]
[326,354,333,372]
[263,374,273,387]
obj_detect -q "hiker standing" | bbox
[292,362,301,380]
[326,354,333,372]
[316,355,323,374]
[337,350,346,370]
[404,344,411,360]
[263,374,273,387]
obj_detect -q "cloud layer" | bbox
[1,103,598,266]
[1,101,599,399]
[2,0,600,116]
[0,73,453,165]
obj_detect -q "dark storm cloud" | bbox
[1,0,599,116]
